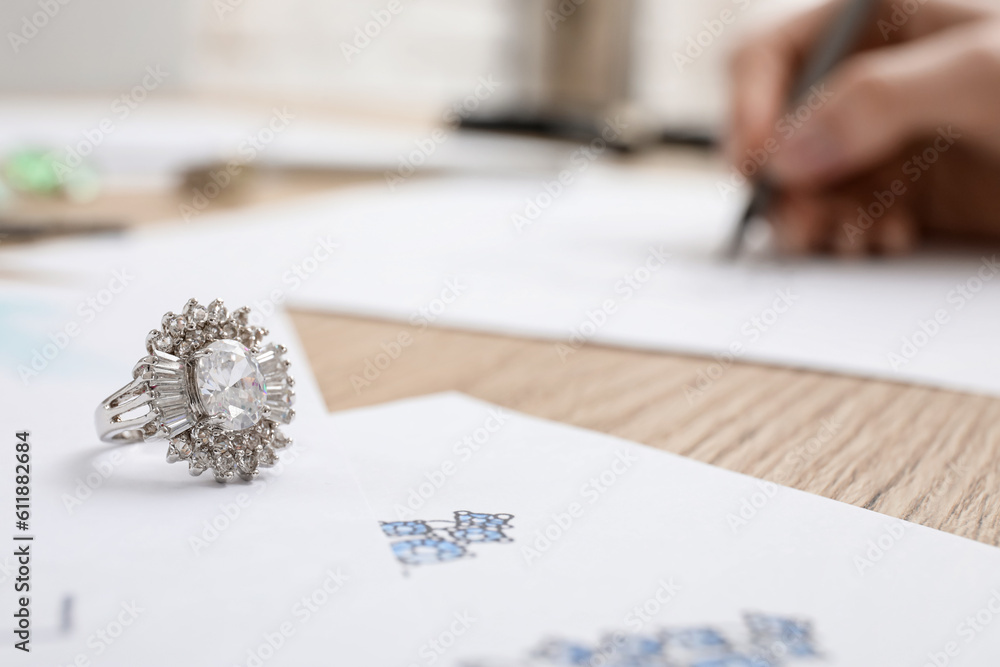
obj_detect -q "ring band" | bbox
[95,374,164,444]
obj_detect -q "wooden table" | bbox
[14,152,1000,547]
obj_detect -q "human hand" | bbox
[729,0,1000,254]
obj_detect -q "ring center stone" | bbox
[194,340,267,430]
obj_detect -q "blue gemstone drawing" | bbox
[389,537,468,567]
[381,520,432,538]
[381,511,514,569]
[745,614,817,659]
[460,612,820,667]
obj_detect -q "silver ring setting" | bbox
[95,298,296,482]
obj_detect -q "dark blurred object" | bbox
[461,0,636,149]
[459,0,717,151]
[180,162,257,206]
[0,217,124,244]
[459,115,718,152]
[521,0,634,138]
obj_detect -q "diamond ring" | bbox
[95,298,296,482]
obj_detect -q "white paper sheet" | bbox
[5,166,1000,397]
[328,391,1000,666]
[0,284,396,666]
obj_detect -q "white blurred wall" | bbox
[0,0,818,127]
[636,0,818,127]
[0,0,190,92]
[189,0,518,117]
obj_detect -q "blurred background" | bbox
[0,0,816,232]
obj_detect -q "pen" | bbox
[728,0,880,257]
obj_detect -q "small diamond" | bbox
[237,453,258,479]
[145,330,162,354]
[187,305,208,328]
[233,432,259,454]
[188,329,206,348]
[221,322,237,338]
[177,340,193,357]
[257,423,274,442]
[167,316,187,336]
[189,450,211,476]
[215,451,235,473]
[259,446,277,467]
[191,425,213,447]
[154,334,174,352]
[175,437,193,460]
[207,299,227,323]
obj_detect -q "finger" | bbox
[885,0,999,43]
[728,1,842,166]
[829,158,916,254]
[914,141,1000,238]
[728,46,787,167]
[769,191,834,254]
[874,208,919,255]
[769,23,1000,187]
[834,206,917,256]
[832,196,871,257]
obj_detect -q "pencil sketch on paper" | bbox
[380,511,515,569]
[461,612,821,667]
